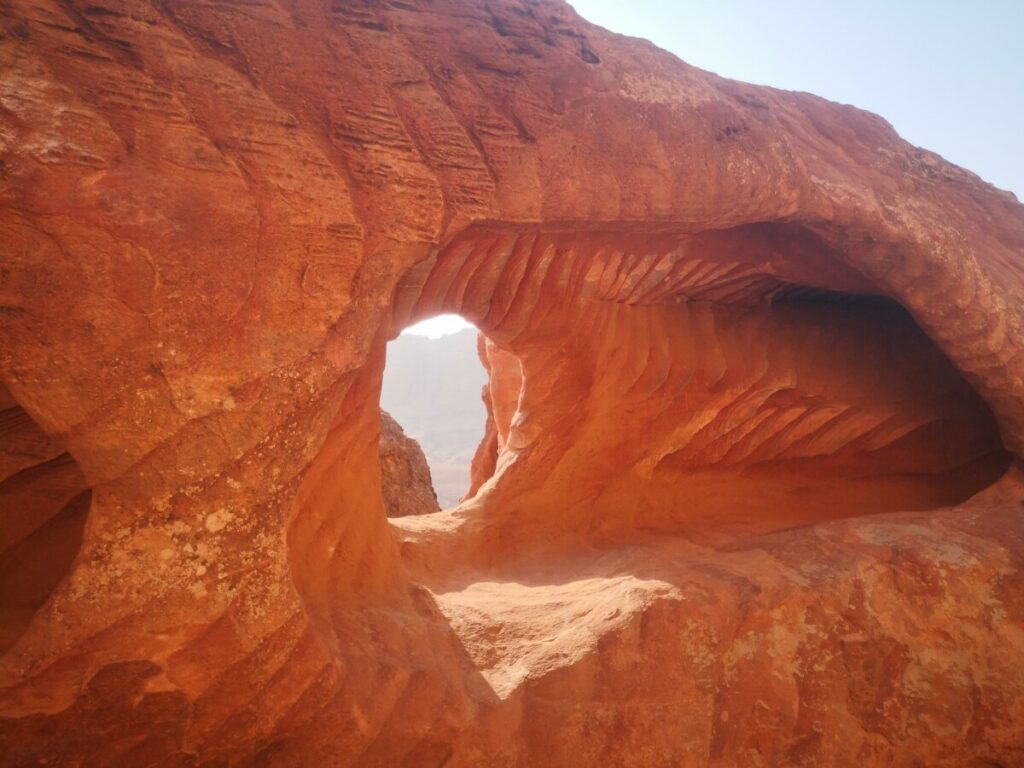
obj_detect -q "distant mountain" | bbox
[380,329,488,507]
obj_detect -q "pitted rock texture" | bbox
[1,0,1024,766]
[379,410,439,518]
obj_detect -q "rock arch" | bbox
[1,0,1023,765]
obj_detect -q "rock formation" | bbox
[379,410,439,518]
[1,0,1023,766]
[466,334,523,501]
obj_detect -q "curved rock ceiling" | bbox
[1,0,1023,765]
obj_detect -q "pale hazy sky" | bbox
[407,1,1022,338]
[404,314,472,337]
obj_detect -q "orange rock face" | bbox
[465,334,522,501]
[1,0,1023,766]
[379,410,439,518]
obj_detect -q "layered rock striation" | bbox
[1,0,1023,765]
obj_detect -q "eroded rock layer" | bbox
[1,0,1023,765]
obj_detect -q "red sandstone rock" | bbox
[379,410,440,518]
[465,334,522,500]
[1,0,1024,766]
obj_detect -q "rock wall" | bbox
[465,334,522,501]
[1,0,1023,766]
[379,410,439,518]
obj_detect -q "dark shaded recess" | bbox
[0,487,91,654]
[0,394,92,654]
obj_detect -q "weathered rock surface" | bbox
[1,0,1023,765]
[379,410,439,518]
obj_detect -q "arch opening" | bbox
[380,314,511,512]
[386,221,1013,553]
